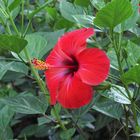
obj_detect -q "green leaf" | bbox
[54,17,74,30]
[121,65,140,85]
[35,125,50,138]
[1,93,48,115]
[126,41,140,66]
[0,61,28,80]
[60,128,76,140]
[95,114,113,131]
[38,116,51,126]
[14,30,64,61]
[100,85,131,104]
[8,0,21,11]
[0,126,13,140]
[46,7,57,20]
[107,48,118,68]
[0,106,14,140]
[0,106,14,130]
[39,29,64,51]
[77,113,95,128]
[18,124,38,138]
[130,133,140,137]
[73,15,94,27]
[16,33,47,61]
[92,95,123,119]
[90,0,105,10]
[94,0,133,29]
[60,0,84,22]
[51,104,61,118]
[28,0,53,19]
[74,0,90,7]
[115,0,139,32]
[0,34,28,53]
[129,25,140,36]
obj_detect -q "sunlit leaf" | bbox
[94,0,133,28]
[92,95,123,119]
[60,0,84,22]
[0,34,27,53]
[122,64,140,85]
[0,61,28,80]
[100,85,131,104]
[8,0,21,11]
[1,93,48,115]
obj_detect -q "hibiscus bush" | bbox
[0,0,140,139]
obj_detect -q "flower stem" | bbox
[5,3,66,131]
[123,105,130,140]
[23,48,50,100]
[52,107,66,130]
[110,29,140,137]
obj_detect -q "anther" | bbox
[31,58,49,70]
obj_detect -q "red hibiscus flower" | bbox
[32,28,110,109]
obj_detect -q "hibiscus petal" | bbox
[57,74,93,109]
[58,28,94,56]
[45,68,67,104]
[77,48,110,85]
[46,44,72,67]
[45,44,71,104]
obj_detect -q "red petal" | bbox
[45,44,71,104]
[58,28,94,56]
[57,74,93,109]
[77,48,110,85]
[45,68,67,104]
[46,44,72,67]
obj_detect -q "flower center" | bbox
[31,57,79,74]
[64,56,79,73]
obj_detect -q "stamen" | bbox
[31,58,49,70]
[31,58,79,72]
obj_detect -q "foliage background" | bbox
[0,0,140,140]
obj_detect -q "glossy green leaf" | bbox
[0,61,28,80]
[115,0,139,32]
[54,17,74,30]
[0,106,14,130]
[0,106,14,140]
[0,126,13,140]
[126,41,140,66]
[0,34,27,53]
[19,33,47,61]
[8,0,21,11]
[94,0,133,28]
[92,95,123,119]
[74,0,90,7]
[46,7,57,20]
[19,124,38,138]
[90,0,105,10]
[1,93,48,115]
[95,115,113,131]
[60,0,84,22]
[121,65,140,85]
[129,25,140,36]
[19,124,50,138]
[60,128,76,140]
[77,113,95,128]
[130,133,140,137]
[14,30,64,61]
[51,104,61,118]
[38,116,51,126]
[100,85,131,104]
[28,0,53,19]
[73,15,94,27]
[39,29,64,51]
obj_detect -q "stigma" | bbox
[31,58,49,70]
